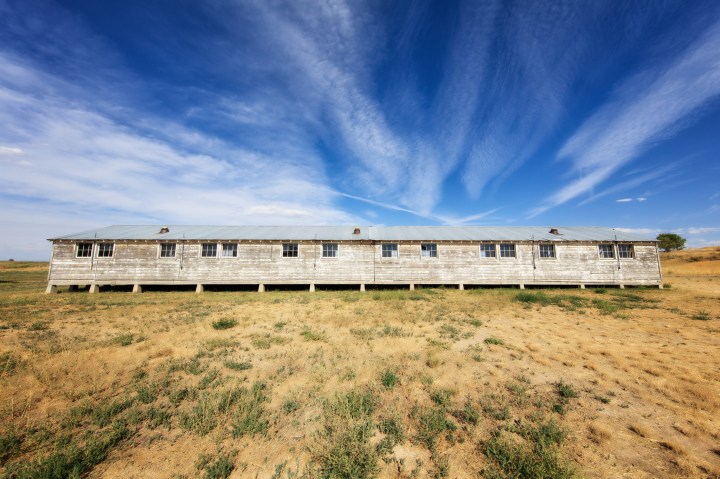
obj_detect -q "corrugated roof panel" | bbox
[49,225,654,242]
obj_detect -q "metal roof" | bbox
[49,225,655,242]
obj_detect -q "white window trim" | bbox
[96,242,115,259]
[420,243,438,259]
[221,243,238,258]
[321,242,339,259]
[499,243,517,259]
[381,243,399,259]
[159,243,176,259]
[618,243,635,260]
[598,243,615,260]
[282,243,300,258]
[201,243,218,258]
[479,243,497,259]
[76,242,93,258]
[538,243,556,260]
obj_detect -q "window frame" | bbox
[221,243,238,258]
[159,243,176,258]
[598,244,615,259]
[618,243,634,259]
[381,243,398,259]
[538,243,556,259]
[201,243,217,258]
[499,243,516,258]
[479,243,496,258]
[420,243,437,258]
[97,243,114,258]
[76,242,93,258]
[322,242,338,258]
[283,243,299,258]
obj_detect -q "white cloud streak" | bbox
[535,18,720,214]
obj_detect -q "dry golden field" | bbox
[0,248,719,479]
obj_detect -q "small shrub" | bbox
[28,322,49,331]
[484,337,505,346]
[224,360,252,371]
[198,368,221,390]
[283,399,300,414]
[112,334,134,346]
[380,369,399,389]
[0,427,21,465]
[414,406,456,450]
[430,389,454,408]
[197,450,237,479]
[231,382,270,438]
[301,329,327,342]
[136,383,158,404]
[377,416,406,455]
[212,319,238,330]
[452,400,480,425]
[691,311,710,321]
[555,381,578,399]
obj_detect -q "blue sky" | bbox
[1,0,720,260]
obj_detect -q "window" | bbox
[160,243,176,258]
[222,243,238,258]
[539,244,555,258]
[322,243,338,258]
[97,243,114,257]
[618,244,634,259]
[201,243,217,257]
[76,242,92,258]
[598,244,615,259]
[283,243,299,258]
[499,243,516,258]
[421,243,437,258]
[382,243,398,258]
[479,244,496,258]
[480,244,496,258]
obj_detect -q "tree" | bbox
[656,233,686,252]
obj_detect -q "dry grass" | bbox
[0,252,719,478]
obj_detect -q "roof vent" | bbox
[549,228,560,235]
[353,227,361,235]
[159,226,170,234]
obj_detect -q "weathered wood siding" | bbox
[47,241,662,286]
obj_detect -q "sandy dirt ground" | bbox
[0,248,718,478]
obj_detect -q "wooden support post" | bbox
[619,284,625,289]
[579,284,586,289]
[89,284,99,294]
[45,284,57,294]
[458,284,464,290]
[132,284,142,294]
[658,284,663,289]
[195,284,204,293]
[409,283,415,291]
[360,284,366,292]
[309,284,315,292]
[519,284,525,290]
[258,284,265,293]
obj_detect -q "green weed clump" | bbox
[0,428,21,465]
[380,369,399,389]
[484,336,505,346]
[224,360,252,371]
[482,418,574,479]
[312,390,379,479]
[413,405,456,450]
[301,329,327,342]
[691,311,710,321]
[196,450,237,479]
[112,334,134,346]
[230,382,270,438]
[211,318,238,330]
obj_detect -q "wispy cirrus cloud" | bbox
[532,17,720,216]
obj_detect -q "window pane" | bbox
[283,243,298,257]
[97,243,114,257]
[202,243,217,257]
[499,244,516,258]
[160,243,176,257]
[599,244,614,259]
[322,243,338,258]
[618,244,633,259]
[421,243,437,257]
[539,244,555,258]
[382,243,398,258]
[222,243,237,257]
[77,243,92,257]
[480,244,496,258]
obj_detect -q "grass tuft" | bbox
[211,318,238,330]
